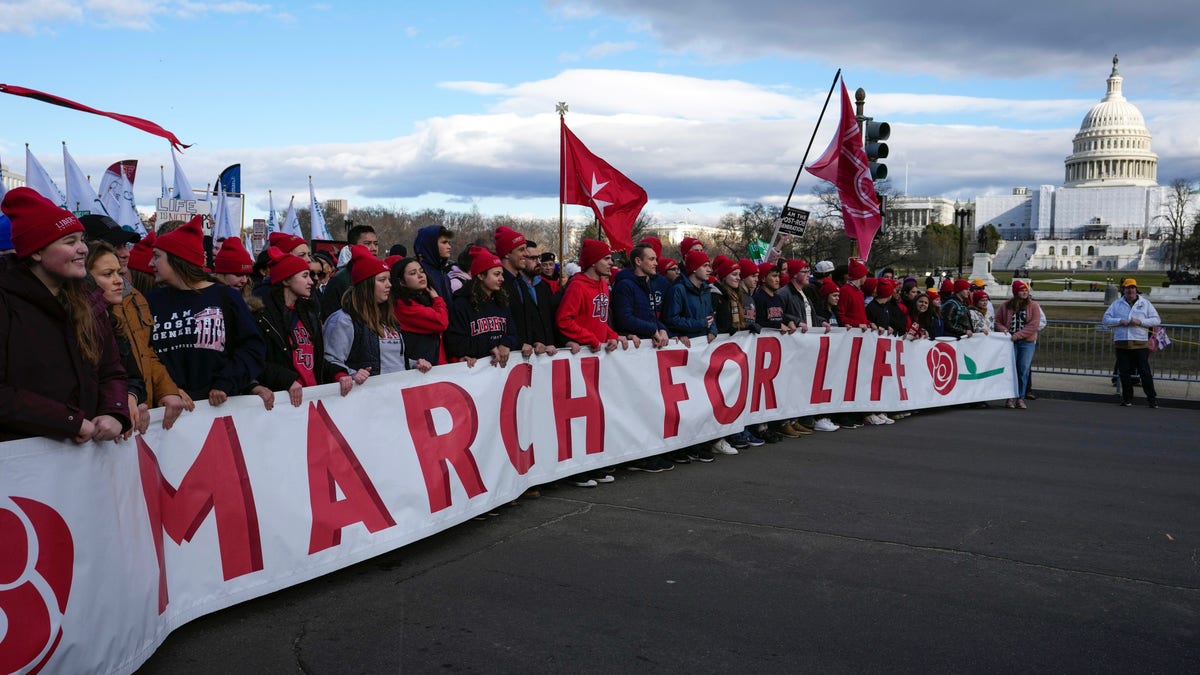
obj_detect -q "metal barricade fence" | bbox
[1034,321,1200,382]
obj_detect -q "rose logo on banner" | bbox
[0,497,74,674]
[926,342,1007,397]
[926,342,959,395]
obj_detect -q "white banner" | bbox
[0,331,1014,673]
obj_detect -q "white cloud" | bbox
[0,0,82,34]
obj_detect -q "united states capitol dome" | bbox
[1063,55,1158,188]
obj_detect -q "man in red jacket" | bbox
[556,239,628,353]
[839,257,870,329]
[554,238,628,488]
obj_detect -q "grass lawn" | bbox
[1041,303,1200,325]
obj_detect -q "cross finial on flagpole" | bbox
[556,101,568,117]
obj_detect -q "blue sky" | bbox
[2,0,1198,228]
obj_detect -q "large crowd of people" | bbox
[0,187,1163,472]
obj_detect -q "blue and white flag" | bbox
[267,190,278,234]
[170,147,195,200]
[160,164,168,199]
[308,176,332,240]
[62,143,105,216]
[25,145,67,208]
[282,195,302,237]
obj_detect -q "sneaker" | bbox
[687,447,716,463]
[839,419,862,429]
[711,438,739,455]
[1120,400,1133,407]
[881,414,895,424]
[775,423,803,438]
[865,414,888,425]
[891,411,912,419]
[758,429,782,444]
[743,430,766,446]
[1149,400,1159,409]
[728,432,750,450]
[651,456,675,471]
[670,451,693,464]
[1005,399,1016,409]
[1025,392,1038,400]
[1015,399,1027,410]
[813,418,840,432]
[590,470,615,483]
[566,475,598,487]
[788,421,814,435]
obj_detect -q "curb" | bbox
[1025,389,1200,410]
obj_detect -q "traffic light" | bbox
[865,120,890,181]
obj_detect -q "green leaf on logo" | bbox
[964,355,978,375]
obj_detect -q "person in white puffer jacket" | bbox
[1101,278,1161,407]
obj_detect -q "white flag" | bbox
[99,161,146,236]
[308,176,332,241]
[62,143,106,216]
[212,182,236,241]
[160,165,168,199]
[282,195,301,237]
[267,190,278,234]
[25,146,67,208]
[171,147,195,200]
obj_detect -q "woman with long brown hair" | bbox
[0,188,130,442]
[88,241,194,434]
[994,280,1043,409]
[324,246,432,386]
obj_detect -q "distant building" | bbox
[1,163,25,193]
[906,56,1196,271]
[325,199,349,217]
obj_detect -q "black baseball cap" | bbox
[81,214,141,246]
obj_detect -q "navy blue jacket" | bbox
[413,225,453,301]
[663,276,717,339]
[610,268,666,337]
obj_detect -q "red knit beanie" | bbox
[213,237,253,274]
[862,277,878,296]
[847,258,868,281]
[940,278,955,294]
[468,245,503,277]
[819,277,840,297]
[683,250,711,276]
[276,234,305,254]
[971,290,989,305]
[267,246,310,285]
[579,238,612,271]
[639,236,663,258]
[1012,279,1028,294]
[757,261,777,282]
[927,288,941,302]
[954,278,971,293]
[154,215,206,268]
[679,236,703,257]
[349,245,389,285]
[714,256,738,280]
[875,278,896,298]
[1,187,86,259]
[786,259,810,278]
[384,254,403,270]
[659,257,678,273]
[127,231,155,274]
[734,258,754,279]
[268,232,292,248]
[494,226,527,258]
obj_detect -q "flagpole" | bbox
[767,69,842,258]
[556,101,568,260]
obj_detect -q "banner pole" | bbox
[767,69,841,258]
[557,102,568,260]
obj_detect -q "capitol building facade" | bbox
[886,56,1196,272]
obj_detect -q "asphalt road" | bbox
[138,399,1200,674]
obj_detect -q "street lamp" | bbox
[956,208,969,278]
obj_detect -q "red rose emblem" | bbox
[926,342,958,396]
[0,497,74,674]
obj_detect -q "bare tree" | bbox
[1158,178,1198,271]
